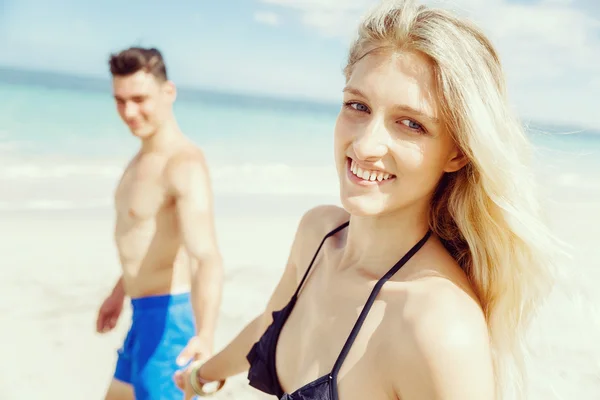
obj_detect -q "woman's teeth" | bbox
[350,160,392,182]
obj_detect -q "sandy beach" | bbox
[0,176,599,400]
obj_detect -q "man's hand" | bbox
[95,291,124,333]
[176,335,213,367]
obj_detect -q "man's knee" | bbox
[104,379,134,400]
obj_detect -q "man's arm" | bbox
[110,276,126,297]
[96,276,126,333]
[168,153,224,349]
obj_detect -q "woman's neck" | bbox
[341,202,431,277]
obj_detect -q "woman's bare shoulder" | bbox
[298,204,349,237]
[258,205,350,318]
[384,275,495,399]
[289,205,349,273]
[401,276,489,342]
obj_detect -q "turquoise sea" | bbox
[1,67,599,212]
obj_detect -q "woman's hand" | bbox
[174,362,198,400]
[174,359,225,399]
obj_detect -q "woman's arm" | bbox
[198,252,301,381]
[191,206,328,382]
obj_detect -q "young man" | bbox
[95,46,224,400]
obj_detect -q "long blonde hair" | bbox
[344,1,558,398]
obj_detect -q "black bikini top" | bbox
[246,221,432,399]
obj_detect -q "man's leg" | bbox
[104,379,134,400]
[105,320,136,400]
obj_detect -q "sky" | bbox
[1,0,599,130]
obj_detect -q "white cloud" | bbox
[261,0,373,37]
[258,0,600,129]
[262,0,370,12]
[541,0,575,5]
[254,10,282,26]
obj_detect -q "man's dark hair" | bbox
[109,47,168,81]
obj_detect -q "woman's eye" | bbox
[354,103,368,112]
[345,101,369,112]
[400,119,423,132]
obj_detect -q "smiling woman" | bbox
[174,1,559,399]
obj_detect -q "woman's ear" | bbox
[444,146,469,173]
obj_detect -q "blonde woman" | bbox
[175,0,556,398]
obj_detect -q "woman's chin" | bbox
[339,194,388,217]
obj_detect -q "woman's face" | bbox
[334,50,466,217]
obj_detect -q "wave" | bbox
[0,199,112,211]
[0,160,337,187]
[0,162,122,179]
[0,155,596,211]
[0,160,340,211]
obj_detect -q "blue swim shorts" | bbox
[113,292,196,400]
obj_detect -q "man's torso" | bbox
[114,150,192,298]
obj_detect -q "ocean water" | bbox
[1,73,599,212]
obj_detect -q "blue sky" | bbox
[1,0,599,129]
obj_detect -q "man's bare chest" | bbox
[115,160,172,222]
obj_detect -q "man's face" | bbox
[112,70,175,138]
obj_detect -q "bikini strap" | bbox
[292,220,350,299]
[330,230,433,383]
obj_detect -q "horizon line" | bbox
[1,64,599,136]
[0,64,341,108]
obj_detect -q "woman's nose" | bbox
[352,117,388,161]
